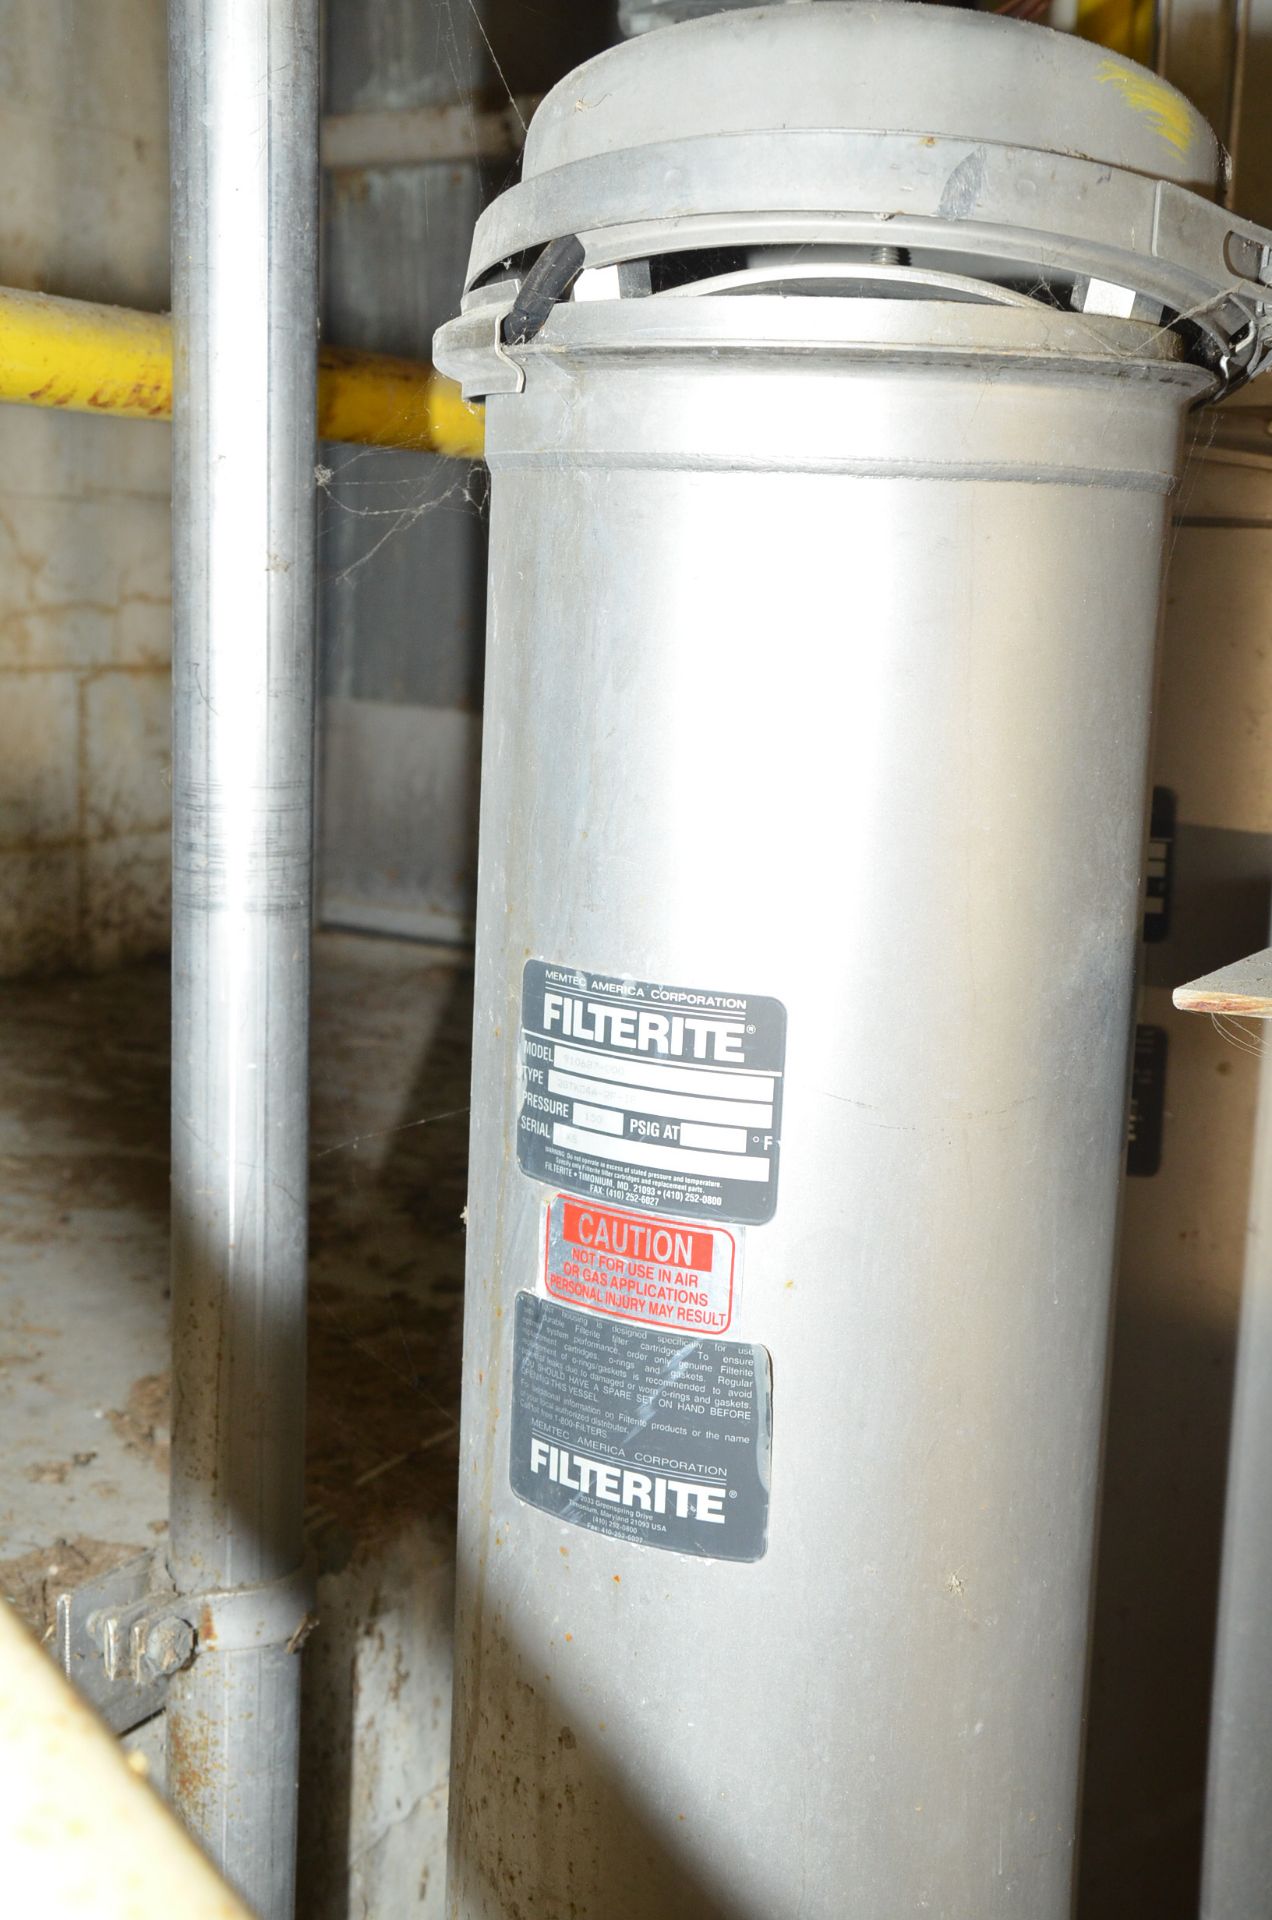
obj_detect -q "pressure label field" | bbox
[517,958,785,1225]
[509,1293,771,1561]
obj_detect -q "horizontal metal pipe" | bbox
[0,284,483,455]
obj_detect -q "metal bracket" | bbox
[1153,180,1272,301]
[194,1563,316,1653]
[57,1553,175,1734]
[56,1551,317,1736]
[442,295,527,399]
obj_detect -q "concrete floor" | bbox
[0,931,472,1915]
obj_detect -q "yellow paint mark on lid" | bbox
[1096,61,1195,156]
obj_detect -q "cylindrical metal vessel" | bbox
[436,9,1272,1915]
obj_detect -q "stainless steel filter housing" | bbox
[436,9,1272,1917]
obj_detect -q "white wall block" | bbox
[82,671,170,840]
[0,671,78,845]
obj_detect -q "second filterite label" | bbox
[517,959,786,1225]
[509,1292,772,1561]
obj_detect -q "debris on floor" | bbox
[0,929,472,1916]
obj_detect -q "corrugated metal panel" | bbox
[316,2,617,945]
[317,0,485,945]
[317,434,484,941]
[319,443,484,712]
[319,698,480,943]
[323,162,485,359]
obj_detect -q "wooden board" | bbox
[1173,946,1272,1017]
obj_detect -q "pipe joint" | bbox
[60,1552,318,1736]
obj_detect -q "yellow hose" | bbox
[0,285,484,458]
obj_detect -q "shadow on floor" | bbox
[298,943,474,1918]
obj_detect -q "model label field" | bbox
[518,959,786,1225]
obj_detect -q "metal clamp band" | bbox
[57,1551,318,1735]
[458,130,1272,392]
[192,1564,317,1654]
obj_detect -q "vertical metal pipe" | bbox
[1199,1010,1272,1919]
[167,3,319,1915]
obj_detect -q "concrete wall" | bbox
[0,0,172,975]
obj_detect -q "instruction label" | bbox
[518,959,785,1225]
[543,1194,738,1335]
[510,1293,770,1561]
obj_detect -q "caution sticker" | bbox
[543,1194,738,1335]
[509,1293,771,1561]
[518,959,785,1226]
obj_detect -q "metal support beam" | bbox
[167,3,319,1914]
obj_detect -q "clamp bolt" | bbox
[141,1616,195,1677]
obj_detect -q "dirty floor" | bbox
[0,930,472,1633]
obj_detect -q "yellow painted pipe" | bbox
[317,342,483,457]
[0,1598,253,1918]
[0,284,485,458]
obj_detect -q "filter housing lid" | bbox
[525,3,1217,195]
[448,2,1272,396]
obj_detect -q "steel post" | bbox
[166,2,319,1914]
[1199,990,1272,1917]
